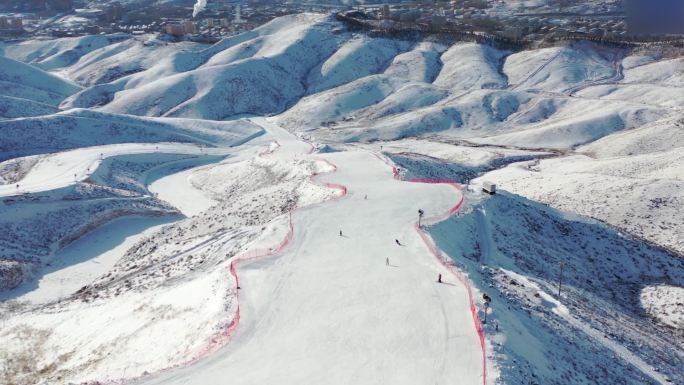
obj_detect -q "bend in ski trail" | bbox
[138,119,484,385]
[0,143,234,198]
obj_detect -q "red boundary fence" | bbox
[98,140,346,385]
[187,142,347,363]
[258,140,281,158]
[373,152,488,385]
[97,144,482,385]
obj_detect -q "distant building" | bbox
[165,20,196,36]
[234,4,245,24]
[165,23,185,36]
[183,20,195,34]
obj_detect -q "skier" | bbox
[437,273,442,283]
[339,230,343,237]
[364,195,367,200]
[395,239,401,246]
[386,257,389,266]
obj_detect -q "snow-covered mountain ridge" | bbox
[0,11,683,385]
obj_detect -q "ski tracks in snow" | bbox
[134,120,484,385]
[373,151,487,385]
[176,124,348,367]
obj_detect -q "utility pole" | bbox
[557,260,564,297]
[482,293,491,324]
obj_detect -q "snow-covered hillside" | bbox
[430,191,684,384]
[1,33,130,71]
[0,110,263,160]
[0,11,683,385]
[0,123,345,385]
[478,120,684,255]
[0,56,80,108]
[504,42,620,93]
[0,95,59,119]
[3,16,673,150]
[66,14,343,120]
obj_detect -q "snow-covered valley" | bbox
[1,11,683,385]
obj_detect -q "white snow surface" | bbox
[0,143,230,197]
[1,33,130,71]
[434,43,508,90]
[504,43,617,93]
[640,285,684,329]
[0,120,486,385]
[148,167,217,217]
[0,56,80,106]
[1,11,684,385]
[477,148,684,254]
[0,110,264,160]
[135,120,484,385]
[0,216,175,304]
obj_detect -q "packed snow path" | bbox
[0,143,231,197]
[137,120,484,385]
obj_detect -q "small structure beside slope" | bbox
[482,181,496,195]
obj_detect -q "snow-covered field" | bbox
[429,191,683,384]
[641,285,684,329]
[1,10,683,385]
[0,216,176,304]
[0,143,231,197]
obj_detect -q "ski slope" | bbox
[136,120,485,385]
[0,143,230,197]
[1,11,683,385]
